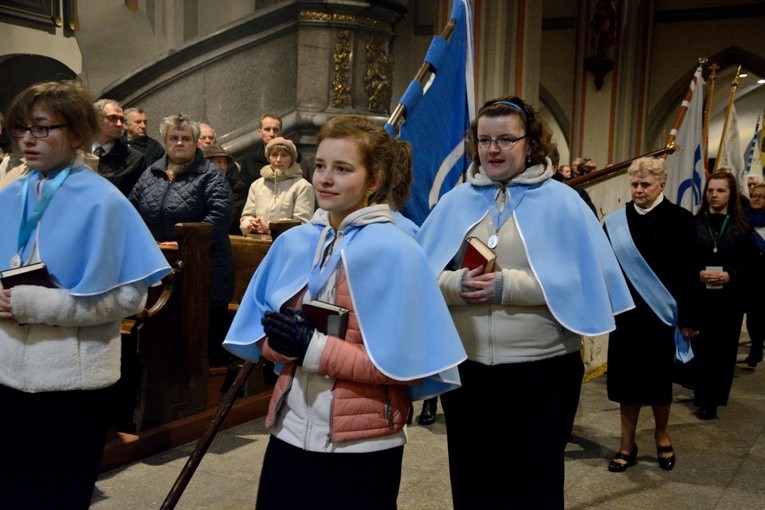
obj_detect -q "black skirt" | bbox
[607,306,675,405]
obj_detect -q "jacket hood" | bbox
[468,157,554,187]
[260,162,303,181]
[311,204,393,233]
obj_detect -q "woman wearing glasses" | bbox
[0,80,170,509]
[129,114,235,365]
[417,95,633,509]
[744,183,765,367]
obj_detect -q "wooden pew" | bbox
[104,226,276,471]
[228,235,271,314]
[212,235,273,402]
[118,229,276,432]
[118,222,212,432]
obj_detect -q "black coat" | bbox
[97,138,146,196]
[125,134,166,169]
[226,169,248,235]
[606,199,699,405]
[691,210,756,407]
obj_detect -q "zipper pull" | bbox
[323,433,332,451]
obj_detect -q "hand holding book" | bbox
[460,237,497,274]
[1,262,56,289]
[301,300,349,338]
[262,308,314,364]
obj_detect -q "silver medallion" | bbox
[487,235,499,249]
[10,254,21,269]
[712,247,717,253]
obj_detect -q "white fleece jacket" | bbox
[239,163,315,234]
[0,282,147,392]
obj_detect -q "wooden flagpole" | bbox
[662,60,706,159]
[703,63,719,170]
[713,65,742,172]
[567,146,676,188]
[160,361,257,510]
[386,19,456,133]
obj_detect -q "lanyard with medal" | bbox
[479,183,533,249]
[704,211,730,254]
[10,167,71,269]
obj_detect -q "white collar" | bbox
[92,140,116,155]
[633,193,665,215]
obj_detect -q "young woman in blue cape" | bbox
[416,96,633,510]
[224,115,465,510]
[0,81,170,510]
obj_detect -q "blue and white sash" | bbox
[605,208,694,362]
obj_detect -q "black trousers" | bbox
[746,310,765,361]
[256,435,404,510]
[441,352,584,510]
[0,384,112,510]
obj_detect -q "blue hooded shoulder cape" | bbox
[0,167,170,294]
[224,221,466,399]
[417,179,634,336]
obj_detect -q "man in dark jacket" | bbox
[92,99,145,196]
[238,113,304,189]
[123,107,165,168]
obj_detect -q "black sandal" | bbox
[657,444,675,471]
[608,443,638,472]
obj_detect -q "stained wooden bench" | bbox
[114,228,274,434]
[228,235,271,315]
[104,226,276,470]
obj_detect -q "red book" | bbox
[1,262,56,289]
[460,237,497,273]
[301,300,349,338]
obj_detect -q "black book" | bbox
[1,262,56,289]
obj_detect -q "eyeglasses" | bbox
[10,124,67,139]
[751,193,765,200]
[477,134,527,149]
[104,114,125,123]
[168,135,193,143]
[199,135,216,141]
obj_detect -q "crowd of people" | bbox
[0,80,763,509]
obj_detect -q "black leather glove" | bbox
[261,307,314,365]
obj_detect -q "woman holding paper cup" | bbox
[416,95,633,509]
[692,171,756,420]
[0,80,170,509]
[603,157,700,472]
[224,115,465,509]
